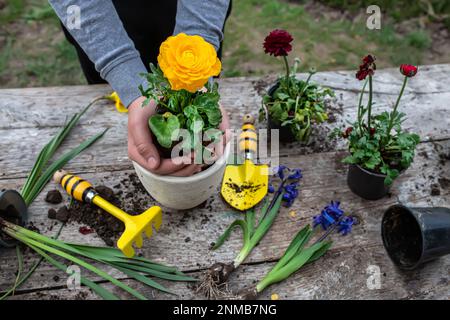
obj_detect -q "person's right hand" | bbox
[127,96,202,176]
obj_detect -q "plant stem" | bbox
[283,56,290,92]
[357,79,368,135]
[386,76,408,142]
[367,75,373,131]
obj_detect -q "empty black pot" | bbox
[347,164,390,200]
[0,190,28,248]
[382,204,450,270]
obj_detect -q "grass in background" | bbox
[0,0,447,87]
[221,0,438,77]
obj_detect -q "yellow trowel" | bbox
[221,114,269,211]
[53,170,162,257]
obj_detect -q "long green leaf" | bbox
[27,243,119,300]
[4,231,147,300]
[212,219,249,250]
[113,262,196,282]
[24,129,108,205]
[245,209,256,238]
[256,241,327,292]
[307,241,333,264]
[0,246,24,299]
[0,222,65,300]
[8,222,194,285]
[21,99,97,198]
[70,244,180,273]
[112,265,175,295]
[248,193,283,249]
[268,225,312,276]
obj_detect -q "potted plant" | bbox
[331,55,420,200]
[259,29,334,143]
[133,33,230,210]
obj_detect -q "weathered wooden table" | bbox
[0,65,449,300]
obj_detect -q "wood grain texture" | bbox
[0,65,449,300]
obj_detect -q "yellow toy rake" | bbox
[53,170,162,257]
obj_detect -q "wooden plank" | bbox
[1,76,449,179]
[1,65,449,299]
[1,140,448,299]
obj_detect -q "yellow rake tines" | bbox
[53,170,162,257]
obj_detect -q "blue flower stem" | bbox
[261,178,287,221]
[313,215,346,245]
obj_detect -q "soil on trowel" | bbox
[67,173,151,247]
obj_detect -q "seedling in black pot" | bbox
[382,204,450,270]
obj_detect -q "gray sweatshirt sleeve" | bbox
[49,0,229,107]
[174,0,230,51]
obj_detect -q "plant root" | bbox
[195,262,235,299]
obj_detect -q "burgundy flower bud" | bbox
[343,127,353,138]
[400,64,418,77]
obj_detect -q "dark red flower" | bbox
[356,55,376,80]
[400,64,418,77]
[370,127,376,136]
[288,110,295,117]
[263,29,293,57]
[343,127,353,138]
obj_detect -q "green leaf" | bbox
[112,265,175,295]
[11,234,147,300]
[256,241,329,292]
[268,225,312,275]
[149,113,181,148]
[28,244,119,300]
[245,209,256,238]
[23,129,108,205]
[212,220,249,250]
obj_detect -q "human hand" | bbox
[127,96,202,176]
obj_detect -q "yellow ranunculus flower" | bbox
[158,33,221,92]
[106,91,128,113]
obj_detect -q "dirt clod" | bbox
[47,208,57,219]
[56,206,70,223]
[45,190,63,204]
[95,186,114,201]
[431,183,441,196]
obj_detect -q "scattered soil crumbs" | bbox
[45,190,63,204]
[67,172,152,247]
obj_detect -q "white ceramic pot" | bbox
[133,143,231,210]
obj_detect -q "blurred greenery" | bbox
[0,0,448,87]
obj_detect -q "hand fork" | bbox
[53,170,162,257]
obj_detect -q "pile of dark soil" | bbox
[67,172,152,246]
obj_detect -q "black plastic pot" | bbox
[382,204,450,270]
[0,190,28,248]
[347,164,390,200]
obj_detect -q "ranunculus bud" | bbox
[356,55,376,80]
[343,127,353,138]
[400,64,418,77]
[263,29,293,57]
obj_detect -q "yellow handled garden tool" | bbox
[53,170,162,257]
[221,114,269,211]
